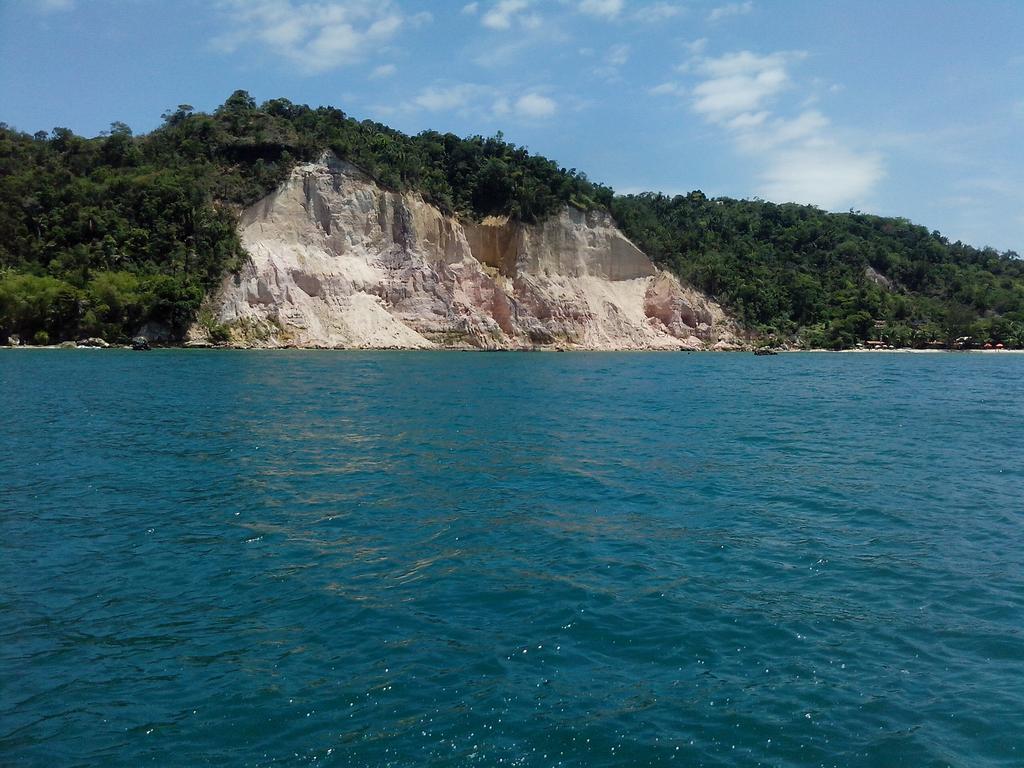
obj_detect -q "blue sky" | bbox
[2,0,1022,251]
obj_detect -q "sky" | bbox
[1,0,1022,252]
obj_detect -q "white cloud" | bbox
[579,0,623,19]
[481,0,531,29]
[38,0,75,10]
[414,84,483,112]
[593,43,631,80]
[674,38,708,71]
[633,3,684,22]
[707,1,753,22]
[691,51,794,121]
[759,143,884,209]
[725,110,768,130]
[410,83,557,121]
[213,1,405,74]
[462,2,479,13]
[515,92,557,118]
[682,48,884,209]
[370,63,397,79]
[733,109,828,151]
[648,81,684,96]
[685,38,709,54]
[474,39,532,66]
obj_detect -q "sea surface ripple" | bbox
[2,350,1023,767]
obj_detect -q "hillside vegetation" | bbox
[1,91,1022,347]
[613,193,1024,348]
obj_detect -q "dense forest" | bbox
[0,91,610,345]
[612,193,1024,348]
[1,91,1022,347]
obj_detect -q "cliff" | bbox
[5,99,1021,349]
[189,155,742,350]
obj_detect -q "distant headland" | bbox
[2,92,1021,350]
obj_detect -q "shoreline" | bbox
[792,348,1024,354]
[4,344,1024,354]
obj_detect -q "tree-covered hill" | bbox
[1,91,1022,347]
[612,192,1024,348]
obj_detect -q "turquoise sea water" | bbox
[2,350,1023,767]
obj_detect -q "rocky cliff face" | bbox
[190,155,743,350]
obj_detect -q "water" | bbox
[2,350,1023,767]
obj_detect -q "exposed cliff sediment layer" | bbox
[191,156,742,349]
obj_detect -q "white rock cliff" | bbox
[190,155,743,350]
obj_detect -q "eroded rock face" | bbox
[190,155,743,350]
